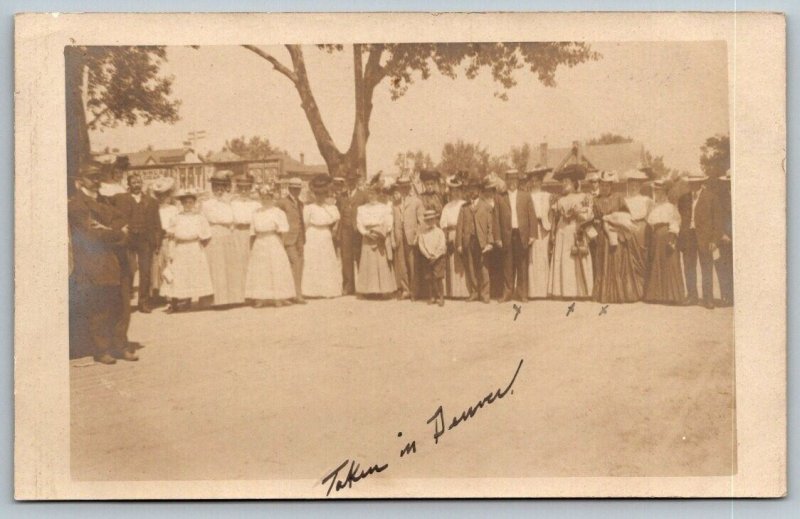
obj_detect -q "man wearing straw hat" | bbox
[277,177,307,304]
[677,171,724,309]
[68,163,138,364]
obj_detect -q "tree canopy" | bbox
[700,134,730,177]
[222,135,284,160]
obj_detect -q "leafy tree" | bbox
[394,150,435,176]
[700,134,730,177]
[65,46,181,179]
[587,133,633,145]
[223,135,284,160]
[243,43,599,179]
[509,143,531,173]
[438,140,491,178]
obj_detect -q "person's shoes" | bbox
[294,297,308,305]
[481,298,490,304]
[127,341,144,350]
[94,354,116,365]
[115,350,139,362]
[499,296,512,303]
[685,296,699,306]
[427,299,435,305]
[466,294,479,302]
[397,291,410,301]
[702,301,715,310]
[437,298,445,307]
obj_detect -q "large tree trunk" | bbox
[64,46,91,187]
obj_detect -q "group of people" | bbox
[68,156,733,364]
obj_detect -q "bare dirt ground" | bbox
[70,296,735,485]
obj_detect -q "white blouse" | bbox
[201,197,235,225]
[646,201,681,235]
[439,200,465,230]
[231,197,262,225]
[530,191,553,231]
[304,203,341,227]
[168,212,212,242]
[625,194,654,221]
[356,202,393,237]
[159,204,180,232]
[251,207,289,235]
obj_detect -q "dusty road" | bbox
[71,297,735,484]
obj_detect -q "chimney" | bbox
[538,142,548,167]
[300,152,305,165]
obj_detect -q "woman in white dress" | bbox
[164,189,214,313]
[355,185,397,297]
[201,170,241,307]
[245,185,296,307]
[548,175,594,299]
[439,176,469,298]
[624,171,654,257]
[527,168,554,299]
[302,175,343,298]
[149,176,180,305]
[230,173,261,302]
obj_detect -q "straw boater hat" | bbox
[423,209,439,221]
[599,170,620,183]
[584,170,600,183]
[686,171,709,183]
[175,187,200,200]
[287,177,303,189]
[504,168,520,179]
[481,176,497,191]
[210,170,233,184]
[150,176,176,194]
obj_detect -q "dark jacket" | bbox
[68,190,127,286]
[492,189,538,247]
[678,188,724,250]
[276,195,306,246]
[456,198,495,251]
[112,192,162,247]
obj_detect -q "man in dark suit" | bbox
[112,172,162,313]
[336,172,367,295]
[69,164,137,364]
[456,178,495,303]
[492,170,538,302]
[277,177,307,304]
[678,172,724,309]
[396,175,425,300]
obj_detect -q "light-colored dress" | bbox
[302,203,343,298]
[201,197,241,306]
[625,194,654,252]
[356,202,397,295]
[548,192,594,298]
[231,196,262,300]
[163,211,213,300]
[151,202,180,294]
[439,200,469,298]
[245,207,296,300]
[528,190,553,298]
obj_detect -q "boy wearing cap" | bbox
[418,209,447,306]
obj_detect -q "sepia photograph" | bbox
[14,12,786,499]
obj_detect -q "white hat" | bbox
[599,170,619,183]
[287,177,303,188]
[175,187,200,200]
[151,176,176,194]
[687,172,709,183]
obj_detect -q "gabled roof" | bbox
[124,148,201,167]
[527,141,646,182]
[281,154,329,176]
[207,149,244,163]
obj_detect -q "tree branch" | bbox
[364,44,386,88]
[242,44,298,84]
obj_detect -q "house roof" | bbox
[206,149,244,163]
[281,154,329,177]
[123,148,200,167]
[528,141,647,182]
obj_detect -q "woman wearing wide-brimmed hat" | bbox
[623,168,654,259]
[439,175,469,299]
[164,188,214,313]
[355,183,397,297]
[200,169,242,307]
[149,176,179,304]
[591,170,646,304]
[244,184,296,307]
[643,179,685,304]
[547,165,594,299]
[301,174,343,298]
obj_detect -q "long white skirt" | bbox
[163,240,214,300]
[245,233,296,300]
[528,234,550,298]
[547,221,593,298]
[302,225,342,298]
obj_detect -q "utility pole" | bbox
[186,130,207,150]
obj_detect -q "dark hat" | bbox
[481,177,496,191]
[77,162,103,179]
[419,169,440,182]
[210,170,233,183]
[310,174,332,191]
[553,164,588,181]
[526,164,552,179]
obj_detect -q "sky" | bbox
[89,41,730,175]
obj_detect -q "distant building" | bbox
[104,146,328,192]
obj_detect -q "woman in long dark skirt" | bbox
[643,179,685,304]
